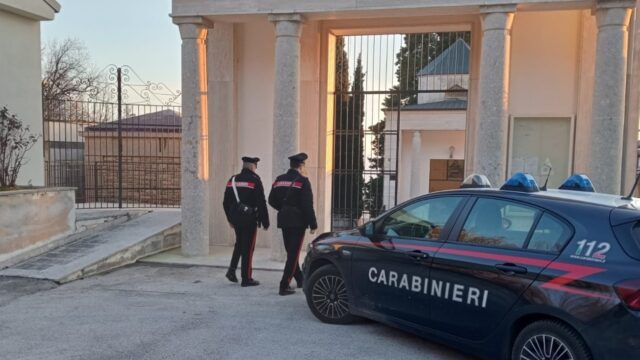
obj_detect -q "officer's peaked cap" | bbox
[288,153,308,164]
[241,156,260,164]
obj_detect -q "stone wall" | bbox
[84,156,181,206]
[0,188,75,262]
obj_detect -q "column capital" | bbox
[268,13,305,23]
[593,1,634,29]
[480,4,517,14]
[481,9,515,32]
[270,13,305,38]
[173,16,213,39]
[595,0,636,10]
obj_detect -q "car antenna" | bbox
[541,165,552,191]
[622,172,640,200]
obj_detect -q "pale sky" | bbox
[42,0,181,93]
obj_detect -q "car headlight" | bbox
[313,243,335,253]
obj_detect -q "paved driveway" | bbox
[0,264,476,360]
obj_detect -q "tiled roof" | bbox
[85,110,181,133]
[402,99,467,110]
[417,38,470,76]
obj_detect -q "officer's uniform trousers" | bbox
[281,227,305,288]
[229,224,258,281]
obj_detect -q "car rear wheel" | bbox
[512,320,592,360]
[305,264,355,324]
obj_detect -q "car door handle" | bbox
[406,250,429,263]
[495,263,528,275]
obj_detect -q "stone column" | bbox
[473,5,515,187]
[588,1,634,195]
[269,13,304,261]
[410,131,422,197]
[174,16,213,256]
[208,23,237,246]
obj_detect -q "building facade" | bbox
[0,0,60,186]
[171,0,640,259]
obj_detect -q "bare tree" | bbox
[42,38,98,101]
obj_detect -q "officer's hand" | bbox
[263,226,269,231]
[310,228,316,235]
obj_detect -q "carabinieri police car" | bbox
[302,173,640,360]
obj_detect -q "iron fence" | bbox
[43,65,182,209]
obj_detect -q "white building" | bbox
[171,0,640,258]
[0,0,61,186]
[383,38,470,208]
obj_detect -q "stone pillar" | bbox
[174,16,213,256]
[269,13,304,261]
[208,23,237,246]
[588,1,634,195]
[410,131,423,197]
[473,5,515,187]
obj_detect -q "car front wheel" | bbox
[512,320,592,360]
[305,264,355,324]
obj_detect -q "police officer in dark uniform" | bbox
[223,156,269,287]
[268,153,318,296]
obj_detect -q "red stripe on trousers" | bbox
[288,233,305,283]
[248,229,257,279]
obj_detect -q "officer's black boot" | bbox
[241,279,260,287]
[295,274,304,289]
[225,269,238,283]
[279,283,296,296]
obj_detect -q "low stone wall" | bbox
[84,158,180,205]
[0,188,76,263]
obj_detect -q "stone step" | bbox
[0,210,181,283]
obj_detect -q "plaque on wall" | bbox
[447,160,464,181]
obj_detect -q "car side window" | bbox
[527,213,571,253]
[459,198,540,249]
[379,197,462,240]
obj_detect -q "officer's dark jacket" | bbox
[223,168,270,228]
[268,169,318,230]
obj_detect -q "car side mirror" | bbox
[362,221,375,237]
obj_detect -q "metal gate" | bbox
[43,65,182,209]
[331,32,470,230]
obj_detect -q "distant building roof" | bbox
[402,99,467,111]
[85,110,181,133]
[417,38,470,76]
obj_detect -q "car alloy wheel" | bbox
[520,334,574,360]
[312,274,349,320]
[512,321,591,360]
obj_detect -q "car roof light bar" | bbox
[559,174,595,192]
[460,174,492,189]
[500,172,540,193]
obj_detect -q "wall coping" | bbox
[172,0,595,19]
[0,187,76,197]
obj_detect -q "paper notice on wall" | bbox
[524,157,539,175]
[512,158,525,174]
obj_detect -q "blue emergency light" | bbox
[460,174,492,189]
[559,174,595,192]
[500,172,540,193]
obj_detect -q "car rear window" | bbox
[527,213,572,253]
[626,222,640,261]
[612,221,640,261]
